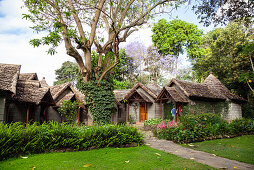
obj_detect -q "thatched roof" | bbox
[11,80,54,105]
[203,74,246,102]
[124,82,159,101]
[0,63,20,94]
[168,78,226,100]
[114,89,130,103]
[156,87,188,103]
[19,73,38,80]
[40,77,49,88]
[50,82,71,100]
[146,79,162,96]
[50,83,85,108]
[55,91,75,107]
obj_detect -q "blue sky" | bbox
[0,0,217,85]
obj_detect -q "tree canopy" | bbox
[194,0,254,26]
[193,21,254,98]
[23,0,183,83]
[152,19,204,59]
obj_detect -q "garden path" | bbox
[142,130,254,170]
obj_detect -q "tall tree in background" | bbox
[193,21,253,99]
[23,0,183,83]
[54,61,79,86]
[152,19,203,71]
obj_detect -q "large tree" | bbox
[23,0,183,83]
[152,19,203,71]
[193,21,253,98]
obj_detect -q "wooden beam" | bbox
[160,100,163,119]
[78,107,80,124]
[26,104,30,126]
[126,102,130,122]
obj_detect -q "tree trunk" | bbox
[83,49,92,82]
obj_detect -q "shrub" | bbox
[0,122,143,161]
[154,113,254,143]
[144,118,163,126]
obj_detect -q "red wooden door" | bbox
[139,102,147,122]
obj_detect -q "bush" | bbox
[154,113,254,143]
[0,122,143,161]
[144,118,163,126]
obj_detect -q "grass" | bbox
[0,146,215,170]
[181,135,254,165]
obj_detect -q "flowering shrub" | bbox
[153,113,254,143]
[157,121,178,130]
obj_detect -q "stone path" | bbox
[143,131,254,170]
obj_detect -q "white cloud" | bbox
[0,0,72,86]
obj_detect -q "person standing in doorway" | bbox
[171,106,176,121]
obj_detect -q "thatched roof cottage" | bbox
[0,63,55,124]
[156,73,246,121]
[117,79,162,123]
[48,82,89,124]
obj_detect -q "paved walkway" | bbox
[143,131,254,170]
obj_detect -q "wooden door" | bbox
[139,102,147,122]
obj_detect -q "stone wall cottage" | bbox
[123,79,162,123]
[48,82,89,124]
[113,89,130,124]
[0,63,21,122]
[156,73,246,121]
[6,79,55,123]
[0,64,55,124]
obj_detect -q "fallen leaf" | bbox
[190,158,195,160]
[32,166,36,170]
[188,144,194,147]
[212,154,216,157]
[233,166,238,169]
[83,164,92,167]
[145,143,150,146]
[155,153,161,156]
[21,156,28,159]
[125,160,129,163]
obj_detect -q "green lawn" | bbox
[0,146,214,170]
[181,135,254,165]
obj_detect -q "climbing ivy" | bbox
[58,100,79,124]
[77,79,115,125]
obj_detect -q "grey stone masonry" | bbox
[0,97,6,122]
[227,102,242,121]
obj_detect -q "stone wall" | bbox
[225,102,242,121]
[0,97,5,122]
[182,100,228,117]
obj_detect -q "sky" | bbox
[0,0,216,85]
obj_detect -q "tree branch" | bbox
[68,0,86,45]
[89,0,106,45]
[120,0,172,31]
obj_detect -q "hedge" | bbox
[0,122,143,161]
[153,113,254,143]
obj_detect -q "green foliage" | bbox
[154,113,254,143]
[144,118,163,126]
[54,61,80,86]
[58,100,80,124]
[0,122,143,161]
[193,21,253,95]
[77,79,115,125]
[152,19,204,59]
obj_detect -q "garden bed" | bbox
[0,122,143,161]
